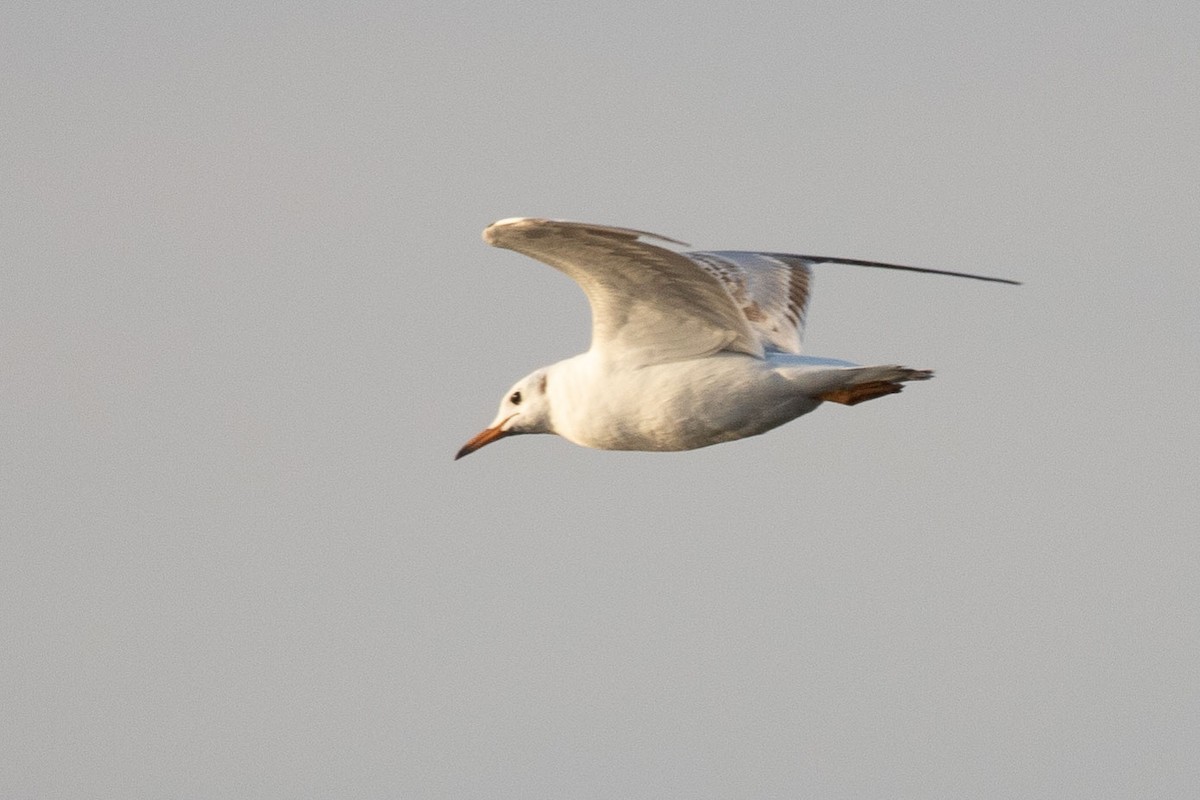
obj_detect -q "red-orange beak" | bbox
[455,417,515,460]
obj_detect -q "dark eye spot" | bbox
[509,391,522,405]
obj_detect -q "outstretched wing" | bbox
[482,218,763,365]
[686,247,1022,354]
[482,218,1021,364]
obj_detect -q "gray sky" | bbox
[4,2,1198,797]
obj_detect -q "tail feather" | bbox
[806,365,933,406]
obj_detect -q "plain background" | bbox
[3,2,1198,797]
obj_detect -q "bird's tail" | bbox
[789,364,933,406]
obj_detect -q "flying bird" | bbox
[456,218,1018,459]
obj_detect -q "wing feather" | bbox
[686,252,813,354]
[483,218,763,365]
[482,218,1020,365]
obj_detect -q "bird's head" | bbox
[455,368,553,459]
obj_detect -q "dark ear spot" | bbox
[537,373,548,394]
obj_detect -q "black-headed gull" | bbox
[456,218,1018,459]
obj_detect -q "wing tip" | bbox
[482,217,689,248]
[482,217,543,245]
[791,254,1021,285]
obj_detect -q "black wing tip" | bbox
[778,254,1021,285]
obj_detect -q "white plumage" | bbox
[457,218,1017,458]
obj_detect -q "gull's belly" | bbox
[553,355,820,451]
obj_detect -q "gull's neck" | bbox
[543,352,600,436]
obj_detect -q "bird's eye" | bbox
[509,391,522,405]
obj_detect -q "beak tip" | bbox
[455,422,510,461]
